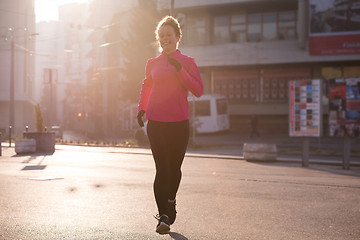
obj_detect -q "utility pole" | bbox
[9,36,15,132]
[170,0,174,16]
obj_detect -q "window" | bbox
[230,13,246,42]
[278,11,297,40]
[213,71,258,102]
[214,16,229,44]
[216,99,228,115]
[195,100,211,116]
[185,9,297,46]
[247,13,261,42]
[262,12,277,41]
[262,68,311,102]
[187,15,207,45]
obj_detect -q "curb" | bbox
[2,145,359,168]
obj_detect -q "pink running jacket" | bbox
[138,50,203,122]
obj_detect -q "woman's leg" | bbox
[147,120,171,215]
[168,120,189,201]
[147,120,189,216]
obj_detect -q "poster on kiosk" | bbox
[289,79,322,137]
[329,78,360,137]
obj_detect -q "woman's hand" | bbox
[168,58,182,72]
[137,110,145,127]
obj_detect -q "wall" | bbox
[0,0,36,135]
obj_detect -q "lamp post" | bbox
[9,35,15,134]
[170,0,174,16]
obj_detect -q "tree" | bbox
[35,104,45,132]
[105,0,159,103]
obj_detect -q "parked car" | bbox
[188,94,230,134]
[50,125,63,139]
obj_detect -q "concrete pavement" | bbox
[0,145,360,239]
[190,133,360,167]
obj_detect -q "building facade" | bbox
[0,0,36,136]
[85,0,157,138]
[35,3,91,132]
[59,3,91,133]
[35,20,65,128]
[158,0,360,135]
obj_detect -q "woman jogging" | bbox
[137,16,203,234]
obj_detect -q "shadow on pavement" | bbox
[10,152,51,171]
[169,232,188,240]
[11,152,54,158]
[21,165,47,171]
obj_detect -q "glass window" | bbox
[230,13,246,42]
[278,10,296,40]
[187,15,207,45]
[279,21,295,28]
[195,100,211,116]
[247,13,261,42]
[279,11,295,21]
[216,99,228,115]
[263,12,276,22]
[213,16,229,44]
[248,13,261,23]
[263,12,277,41]
[232,14,246,24]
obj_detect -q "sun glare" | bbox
[35,0,89,22]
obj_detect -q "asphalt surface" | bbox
[0,145,360,240]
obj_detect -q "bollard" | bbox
[302,137,309,167]
[9,126,12,147]
[25,125,29,132]
[342,135,350,170]
[0,132,2,156]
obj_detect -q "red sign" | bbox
[309,33,360,56]
[309,0,360,56]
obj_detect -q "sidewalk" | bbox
[190,132,360,166]
[1,132,359,167]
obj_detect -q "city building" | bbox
[35,2,91,132]
[85,0,157,138]
[58,2,91,133]
[158,0,360,135]
[86,0,137,138]
[35,20,65,128]
[0,0,37,136]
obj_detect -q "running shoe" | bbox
[154,214,170,234]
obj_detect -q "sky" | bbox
[35,0,89,22]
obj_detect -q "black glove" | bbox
[168,58,182,72]
[137,110,145,127]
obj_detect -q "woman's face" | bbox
[158,25,180,54]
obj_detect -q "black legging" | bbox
[147,119,189,215]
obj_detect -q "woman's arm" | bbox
[138,60,153,112]
[176,58,203,97]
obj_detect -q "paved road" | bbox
[1,145,360,240]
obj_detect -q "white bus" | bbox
[188,94,230,134]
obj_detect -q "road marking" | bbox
[28,177,64,181]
